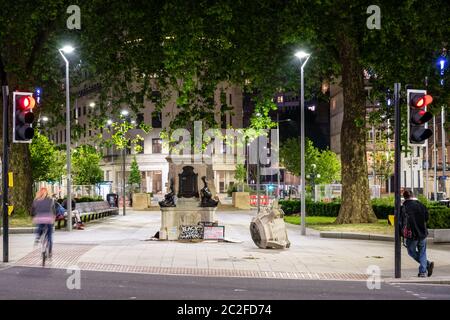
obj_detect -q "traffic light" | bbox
[13,91,36,143]
[407,89,433,146]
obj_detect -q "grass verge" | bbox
[284,215,394,235]
[8,213,33,228]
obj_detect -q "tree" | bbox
[234,164,246,192]
[280,138,319,177]
[29,132,65,183]
[315,149,341,185]
[129,156,141,192]
[280,137,340,185]
[72,145,103,185]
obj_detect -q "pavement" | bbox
[1,209,450,283]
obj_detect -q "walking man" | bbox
[401,190,434,277]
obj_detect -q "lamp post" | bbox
[58,45,75,232]
[120,109,130,216]
[295,50,311,236]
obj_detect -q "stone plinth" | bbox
[159,198,217,240]
[232,192,251,209]
[166,155,218,201]
[132,193,151,210]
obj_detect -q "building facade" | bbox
[46,81,244,196]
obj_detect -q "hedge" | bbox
[279,199,450,229]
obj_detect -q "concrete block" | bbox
[132,193,151,210]
[232,192,251,209]
[433,229,450,243]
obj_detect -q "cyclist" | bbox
[32,188,56,258]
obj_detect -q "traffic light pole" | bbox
[2,85,9,263]
[394,83,401,278]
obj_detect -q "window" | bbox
[229,94,232,105]
[84,124,86,137]
[78,107,81,118]
[137,113,144,126]
[221,113,227,129]
[136,92,144,104]
[83,105,86,116]
[277,96,284,103]
[152,112,162,128]
[151,91,161,103]
[152,138,162,154]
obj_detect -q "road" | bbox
[1,266,449,300]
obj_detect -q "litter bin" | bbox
[107,193,119,208]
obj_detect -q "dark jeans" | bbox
[36,224,53,254]
[405,238,429,274]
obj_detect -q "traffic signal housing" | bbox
[407,89,433,146]
[13,91,35,143]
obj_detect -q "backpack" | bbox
[55,202,65,216]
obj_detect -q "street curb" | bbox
[0,227,36,234]
[384,278,450,285]
[320,232,394,242]
[320,232,437,243]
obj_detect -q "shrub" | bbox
[72,196,103,203]
[227,184,253,197]
[428,207,450,229]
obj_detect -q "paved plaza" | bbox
[2,209,450,281]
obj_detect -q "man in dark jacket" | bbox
[401,190,434,277]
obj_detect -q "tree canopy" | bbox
[71,144,103,185]
[280,138,340,185]
[30,132,66,183]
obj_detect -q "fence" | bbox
[314,184,381,202]
[34,182,111,200]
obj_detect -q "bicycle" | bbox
[39,225,51,267]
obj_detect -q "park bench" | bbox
[56,200,119,229]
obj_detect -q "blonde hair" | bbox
[35,187,49,200]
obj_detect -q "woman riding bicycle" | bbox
[32,188,56,258]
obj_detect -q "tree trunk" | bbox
[335,31,377,224]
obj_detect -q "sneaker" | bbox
[418,273,427,278]
[427,261,434,277]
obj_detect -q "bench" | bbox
[56,201,119,229]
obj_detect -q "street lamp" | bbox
[276,118,291,199]
[59,45,75,232]
[256,112,262,214]
[295,50,311,236]
[120,110,131,216]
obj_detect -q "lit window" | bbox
[277,96,284,103]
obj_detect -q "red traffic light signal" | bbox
[407,90,433,146]
[17,96,36,111]
[13,91,35,143]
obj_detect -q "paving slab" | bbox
[2,209,450,281]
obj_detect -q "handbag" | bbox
[400,206,413,239]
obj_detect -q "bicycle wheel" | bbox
[41,226,49,267]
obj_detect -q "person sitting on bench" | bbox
[60,197,84,230]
